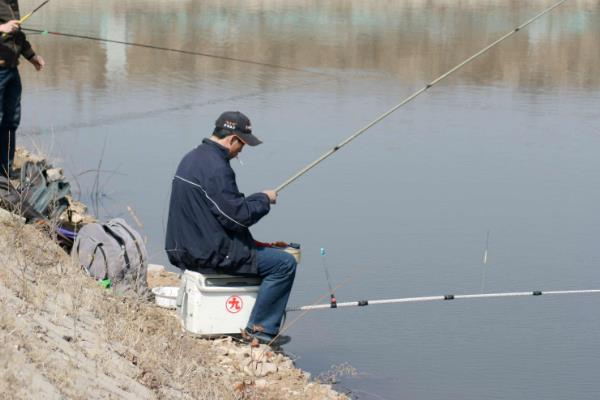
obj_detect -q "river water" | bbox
[19,0,600,398]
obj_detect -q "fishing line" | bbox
[22,27,329,77]
[320,248,337,307]
[286,288,600,312]
[274,0,569,193]
[258,275,354,352]
[34,75,333,134]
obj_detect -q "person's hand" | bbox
[29,55,45,71]
[0,20,20,34]
[262,190,277,204]
[271,241,289,248]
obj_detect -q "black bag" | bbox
[0,176,45,222]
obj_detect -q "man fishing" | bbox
[165,111,296,345]
[0,0,45,178]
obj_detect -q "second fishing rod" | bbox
[1,0,50,37]
[21,27,326,77]
[274,0,569,194]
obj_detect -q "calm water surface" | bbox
[19,1,600,398]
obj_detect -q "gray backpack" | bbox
[72,218,150,298]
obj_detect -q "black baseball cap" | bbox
[213,111,262,146]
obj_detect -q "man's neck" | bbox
[205,137,232,159]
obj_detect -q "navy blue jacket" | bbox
[165,139,271,274]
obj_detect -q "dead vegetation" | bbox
[0,215,346,399]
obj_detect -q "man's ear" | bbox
[226,135,237,146]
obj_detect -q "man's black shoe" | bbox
[242,328,291,346]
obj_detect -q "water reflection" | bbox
[21,0,600,92]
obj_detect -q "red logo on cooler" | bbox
[226,296,243,314]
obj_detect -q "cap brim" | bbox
[236,132,262,146]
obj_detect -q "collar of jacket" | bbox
[201,138,230,159]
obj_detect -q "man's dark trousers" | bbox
[247,247,297,335]
[0,67,22,177]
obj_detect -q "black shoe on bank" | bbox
[242,328,292,346]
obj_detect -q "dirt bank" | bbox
[0,214,346,399]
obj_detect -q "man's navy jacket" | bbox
[165,139,271,274]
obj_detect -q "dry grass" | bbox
[0,216,346,400]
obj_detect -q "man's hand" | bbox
[0,20,20,34]
[262,190,277,204]
[28,55,45,71]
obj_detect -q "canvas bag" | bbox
[72,218,150,297]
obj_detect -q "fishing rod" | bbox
[274,0,569,193]
[286,288,600,312]
[21,27,327,76]
[21,0,50,20]
[2,0,50,37]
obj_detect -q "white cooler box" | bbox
[177,270,261,336]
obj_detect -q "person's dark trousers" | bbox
[0,68,22,178]
[247,247,297,335]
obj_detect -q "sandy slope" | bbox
[0,216,345,399]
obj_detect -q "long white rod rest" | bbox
[286,288,600,312]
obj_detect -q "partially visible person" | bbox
[0,0,45,178]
